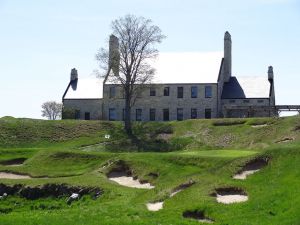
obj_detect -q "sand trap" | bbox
[0,172,31,179]
[146,180,194,212]
[183,210,214,223]
[216,194,248,204]
[233,157,269,180]
[170,180,195,197]
[107,160,155,189]
[251,124,268,128]
[170,189,182,197]
[146,202,164,211]
[213,187,248,204]
[108,172,154,189]
[233,169,260,180]
[0,158,26,166]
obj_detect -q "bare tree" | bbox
[96,14,165,135]
[41,101,62,120]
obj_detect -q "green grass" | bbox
[0,116,299,224]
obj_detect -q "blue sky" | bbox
[0,0,299,118]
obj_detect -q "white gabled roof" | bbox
[63,78,103,99]
[105,52,223,84]
[222,76,270,99]
[152,52,223,83]
[237,76,270,98]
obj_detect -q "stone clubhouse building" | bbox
[62,31,276,121]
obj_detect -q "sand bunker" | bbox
[216,194,248,204]
[146,180,195,212]
[251,124,268,128]
[146,201,164,211]
[0,172,31,179]
[233,157,269,180]
[183,210,214,223]
[108,172,154,189]
[213,187,248,204]
[170,180,195,197]
[0,158,26,166]
[107,161,154,189]
[233,170,260,179]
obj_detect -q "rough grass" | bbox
[0,116,299,224]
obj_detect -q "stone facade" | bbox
[62,31,277,121]
[63,99,103,120]
[102,83,218,121]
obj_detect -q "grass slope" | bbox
[0,116,299,225]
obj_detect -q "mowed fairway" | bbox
[0,117,299,224]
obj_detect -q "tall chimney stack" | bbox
[70,68,78,81]
[224,31,232,82]
[268,66,274,82]
[109,34,120,76]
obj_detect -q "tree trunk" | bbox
[124,94,132,136]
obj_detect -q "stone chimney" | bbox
[109,34,120,76]
[268,66,274,82]
[70,68,78,81]
[224,31,232,82]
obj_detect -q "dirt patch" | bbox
[233,157,269,180]
[146,201,164,211]
[0,158,27,166]
[183,210,214,223]
[107,161,154,189]
[170,179,195,197]
[276,137,294,143]
[0,183,102,200]
[0,172,31,179]
[212,187,248,204]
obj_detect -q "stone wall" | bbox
[63,99,103,120]
[221,98,271,117]
[102,83,218,121]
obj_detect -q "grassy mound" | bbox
[0,116,299,224]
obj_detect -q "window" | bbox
[257,99,264,103]
[205,108,212,119]
[150,87,156,96]
[122,108,125,121]
[84,112,90,120]
[205,86,212,98]
[191,86,198,98]
[229,99,236,103]
[177,87,183,98]
[136,109,142,121]
[163,109,169,121]
[109,86,116,98]
[177,108,183,121]
[243,99,250,103]
[75,110,80,120]
[191,108,197,119]
[164,87,170,96]
[109,108,116,121]
[150,108,156,121]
